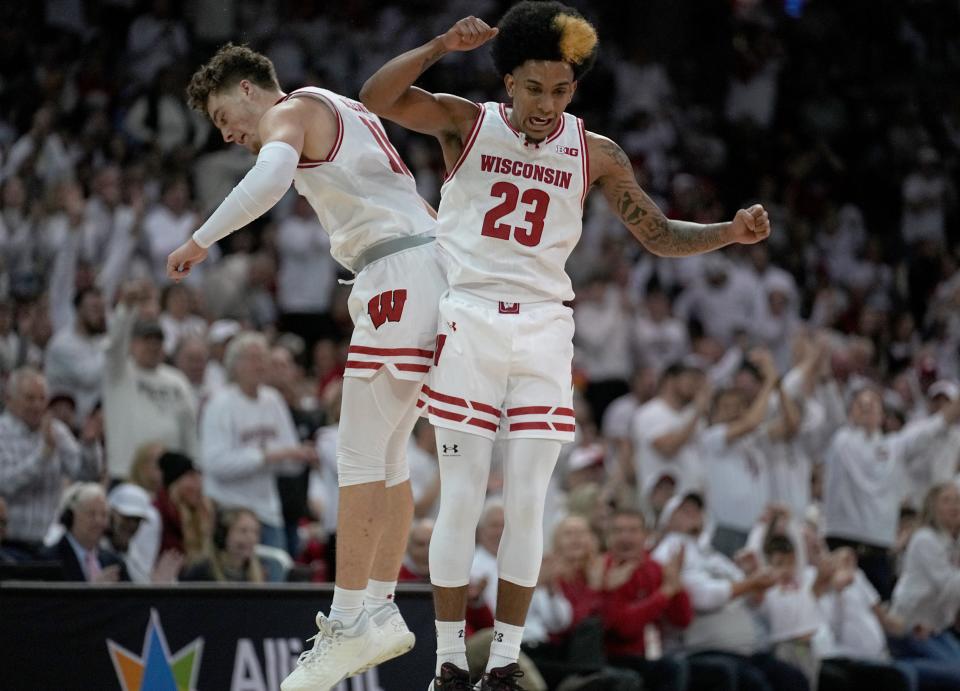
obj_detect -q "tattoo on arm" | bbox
[599,139,730,257]
[421,47,447,72]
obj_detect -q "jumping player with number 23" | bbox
[361,2,771,690]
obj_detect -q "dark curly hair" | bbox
[186,43,279,115]
[492,1,599,80]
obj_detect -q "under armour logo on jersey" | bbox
[556,145,579,156]
[367,289,407,329]
[442,444,460,456]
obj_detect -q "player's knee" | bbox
[437,483,486,529]
[336,449,386,487]
[504,485,545,529]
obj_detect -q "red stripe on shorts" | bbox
[348,345,434,358]
[395,363,431,373]
[554,408,576,417]
[345,360,383,370]
[552,423,576,432]
[506,406,552,416]
[509,421,552,432]
[428,406,466,423]
[467,418,499,432]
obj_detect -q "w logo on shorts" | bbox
[368,289,407,329]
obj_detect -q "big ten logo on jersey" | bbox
[368,289,407,329]
[555,145,579,156]
[230,638,384,691]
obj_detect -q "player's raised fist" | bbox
[166,238,208,281]
[441,16,499,52]
[730,203,771,245]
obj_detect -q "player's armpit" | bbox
[588,132,734,257]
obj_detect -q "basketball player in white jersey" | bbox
[165,44,446,690]
[361,3,771,689]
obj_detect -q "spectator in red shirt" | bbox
[593,508,692,691]
[552,514,604,640]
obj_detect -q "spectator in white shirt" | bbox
[44,286,107,422]
[813,544,916,691]
[173,335,213,410]
[200,332,319,551]
[158,282,207,356]
[901,380,960,510]
[102,282,198,481]
[631,285,689,375]
[890,483,960,673]
[900,147,951,248]
[674,254,758,346]
[702,349,779,556]
[105,482,183,584]
[652,492,809,691]
[275,195,339,354]
[823,387,960,600]
[602,367,656,490]
[631,362,709,497]
[574,273,633,423]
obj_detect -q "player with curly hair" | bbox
[362,2,771,688]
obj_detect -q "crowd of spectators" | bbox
[2,0,960,689]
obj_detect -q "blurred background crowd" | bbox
[1,0,960,690]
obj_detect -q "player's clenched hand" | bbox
[729,204,771,245]
[441,16,499,52]
[166,238,208,281]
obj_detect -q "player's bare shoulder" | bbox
[584,130,632,187]
[260,96,339,162]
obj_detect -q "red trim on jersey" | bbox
[348,345,434,359]
[544,115,566,145]
[507,406,552,416]
[577,118,590,209]
[499,103,521,136]
[361,116,413,177]
[444,103,485,181]
[277,88,345,166]
[345,360,382,370]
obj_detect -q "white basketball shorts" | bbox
[425,290,576,442]
[345,241,447,382]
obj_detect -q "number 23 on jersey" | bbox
[480,182,551,248]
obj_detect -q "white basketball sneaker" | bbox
[352,601,416,675]
[281,611,384,691]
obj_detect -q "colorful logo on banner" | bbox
[107,609,204,691]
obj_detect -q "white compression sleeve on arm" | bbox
[192,140,299,248]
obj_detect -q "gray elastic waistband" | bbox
[352,234,435,273]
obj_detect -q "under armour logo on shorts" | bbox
[499,301,520,314]
[442,444,460,456]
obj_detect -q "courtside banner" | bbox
[0,582,436,691]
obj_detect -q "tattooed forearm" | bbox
[607,180,731,257]
[421,46,448,71]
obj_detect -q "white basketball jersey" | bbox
[436,101,589,303]
[278,87,435,270]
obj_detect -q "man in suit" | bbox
[42,482,128,582]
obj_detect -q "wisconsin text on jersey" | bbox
[479,154,574,190]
